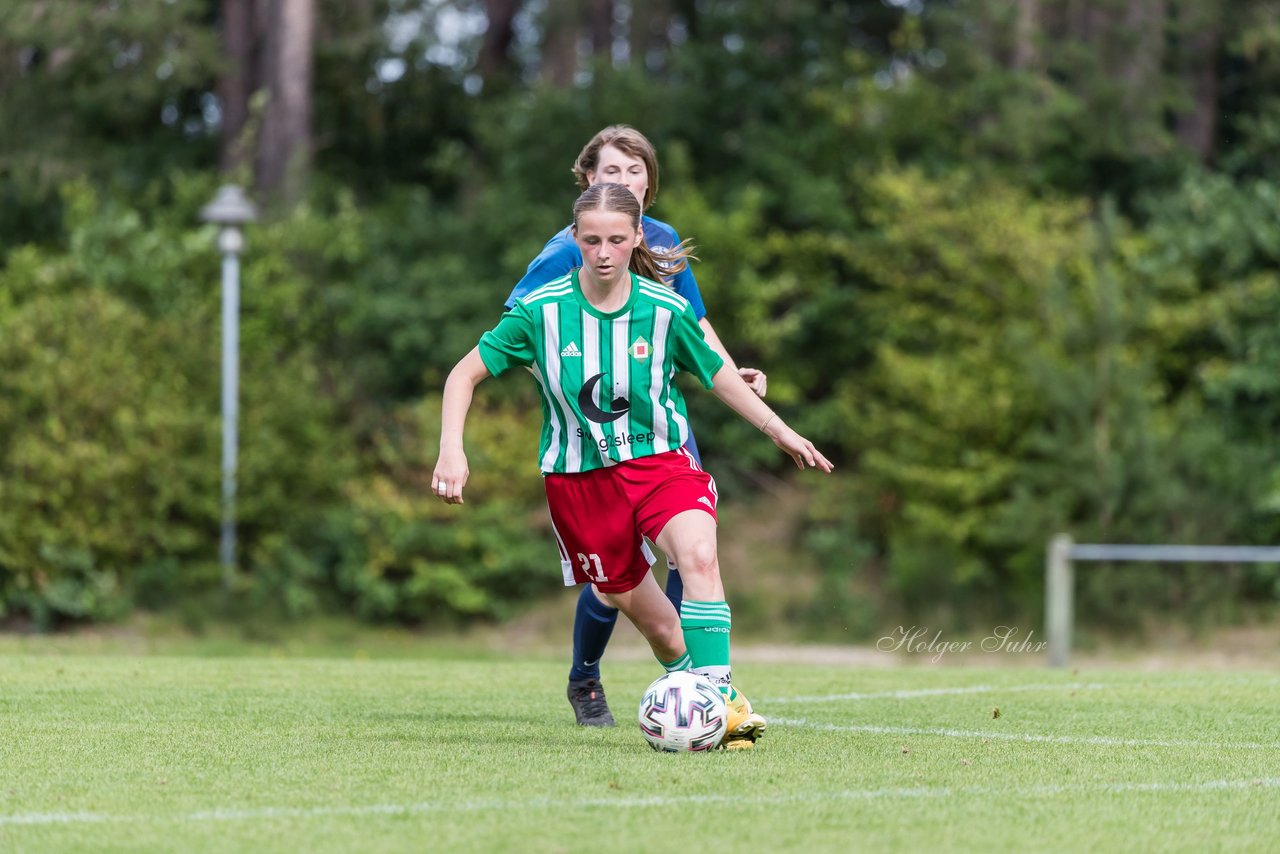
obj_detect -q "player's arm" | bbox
[433,347,491,504]
[699,317,767,398]
[708,363,833,473]
[659,221,768,399]
[506,231,576,309]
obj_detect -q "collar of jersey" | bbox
[571,268,639,320]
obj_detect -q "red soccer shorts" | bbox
[544,449,718,594]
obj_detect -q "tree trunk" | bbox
[1117,0,1166,147]
[1118,0,1165,94]
[256,0,315,203]
[478,0,522,85]
[1065,0,1110,43]
[589,0,613,62]
[629,0,671,71]
[1173,3,1220,161]
[1012,0,1040,71]
[672,0,698,41]
[217,0,256,174]
[542,0,582,87]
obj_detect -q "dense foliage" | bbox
[2,0,1278,632]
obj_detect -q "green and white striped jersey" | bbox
[478,269,724,474]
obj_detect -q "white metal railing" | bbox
[1045,534,1280,667]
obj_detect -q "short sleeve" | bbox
[667,263,707,320]
[644,218,707,320]
[505,228,579,310]
[669,303,724,389]
[478,303,537,376]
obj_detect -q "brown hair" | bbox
[572,183,693,282]
[572,125,660,210]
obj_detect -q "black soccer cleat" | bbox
[567,677,616,727]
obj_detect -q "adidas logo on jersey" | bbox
[560,341,582,358]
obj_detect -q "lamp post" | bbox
[200,185,258,593]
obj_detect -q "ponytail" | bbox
[630,237,695,284]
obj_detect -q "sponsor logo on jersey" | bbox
[629,336,650,363]
[577,427,656,454]
[577,372,630,423]
[560,341,582,358]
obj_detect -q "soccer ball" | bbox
[637,671,728,752]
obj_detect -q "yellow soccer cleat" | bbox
[719,685,766,748]
[720,736,758,751]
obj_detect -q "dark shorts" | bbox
[544,449,718,593]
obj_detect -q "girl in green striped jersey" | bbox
[433,183,832,747]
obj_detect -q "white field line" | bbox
[765,676,1280,705]
[764,682,1110,704]
[773,717,1280,751]
[4,778,1279,826]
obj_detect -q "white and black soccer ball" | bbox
[637,671,728,752]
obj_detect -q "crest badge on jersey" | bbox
[629,336,650,363]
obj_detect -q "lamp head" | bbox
[200,185,258,226]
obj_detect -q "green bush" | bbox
[0,290,217,625]
[0,180,359,624]
[327,394,560,623]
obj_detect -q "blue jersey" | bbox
[506,216,707,320]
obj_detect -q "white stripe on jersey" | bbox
[612,311,633,462]
[654,305,690,448]
[634,273,678,293]
[523,288,574,308]
[649,308,672,450]
[637,280,689,311]
[580,310,612,467]
[667,383,690,449]
[530,361,561,473]
[522,273,574,304]
[538,302,582,472]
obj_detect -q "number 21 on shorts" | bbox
[577,553,607,583]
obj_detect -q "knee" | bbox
[674,538,718,579]
[635,610,680,645]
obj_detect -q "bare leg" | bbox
[654,510,722,601]
[599,572,685,663]
[655,509,765,747]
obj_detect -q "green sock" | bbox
[680,600,732,693]
[658,652,691,672]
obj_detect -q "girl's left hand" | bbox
[737,367,768,398]
[765,422,833,473]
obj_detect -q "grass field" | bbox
[1,648,1277,853]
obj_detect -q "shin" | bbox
[600,572,685,663]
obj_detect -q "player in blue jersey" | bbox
[507,126,769,727]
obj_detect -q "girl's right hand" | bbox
[432,450,470,504]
